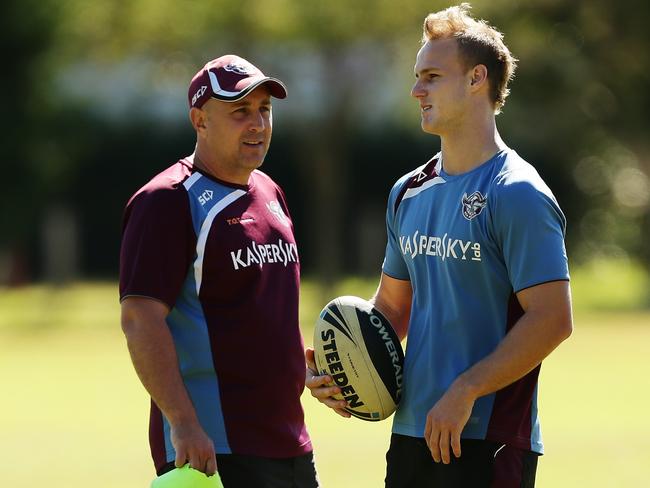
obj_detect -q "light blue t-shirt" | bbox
[382,148,569,453]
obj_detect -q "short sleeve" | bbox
[382,184,410,280]
[119,188,196,309]
[491,175,569,293]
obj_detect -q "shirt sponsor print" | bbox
[198,189,213,206]
[230,238,298,270]
[399,231,482,262]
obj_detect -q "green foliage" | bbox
[2,0,649,279]
[0,0,63,247]
[51,0,447,58]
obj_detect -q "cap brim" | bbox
[213,77,287,102]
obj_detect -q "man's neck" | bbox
[439,115,506,176]
[190,149,250,186]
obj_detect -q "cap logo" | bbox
[223,63,254,75]
[191,85,207,106]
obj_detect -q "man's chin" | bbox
[240,147,269,168]
[243,157,266,170]
[420,122,440,136]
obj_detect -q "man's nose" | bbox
[411,80,426,99]
[249,111,266,132]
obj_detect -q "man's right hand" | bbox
[304,347,351,418]
[171,421,217,476]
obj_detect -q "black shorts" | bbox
[385,434,538,488]
[159,452,319,488]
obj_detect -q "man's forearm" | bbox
[122,315,199,427]
[371,273,413,341]
[121,298,217,473]
[454,301,572,401]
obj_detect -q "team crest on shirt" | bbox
[461,191,487,220]
[266,200,290,226]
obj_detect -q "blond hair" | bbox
[422,3,517,113]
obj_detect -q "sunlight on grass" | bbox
[1,313,648,487]
[571,258,650,311]
[0,260,648,487]
[0,282,118,331]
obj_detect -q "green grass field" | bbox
[1,268,649,487]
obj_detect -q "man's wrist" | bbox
[452,373,481,402]
[166,407,201,429]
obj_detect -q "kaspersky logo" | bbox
[400,231,482,262]
[230,238,298,270]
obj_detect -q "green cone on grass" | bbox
[151,464,224,488]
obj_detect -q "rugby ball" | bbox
[313,296,404,421]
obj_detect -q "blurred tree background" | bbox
[2,0,649,290]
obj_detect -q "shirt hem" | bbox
[214,442,313,459]
[393,423,543,454]
[381,268,411,281]
[119,293,173,310]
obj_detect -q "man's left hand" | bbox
[423,381,476,464]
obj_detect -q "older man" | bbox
[120,55,318,487]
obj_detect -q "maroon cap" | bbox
[188,55,287,108]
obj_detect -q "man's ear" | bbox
[189,107,207,134]
[469,64,488,89]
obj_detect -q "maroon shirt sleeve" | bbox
[119,186,196,309]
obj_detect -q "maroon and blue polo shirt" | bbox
[119,158,311,472]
